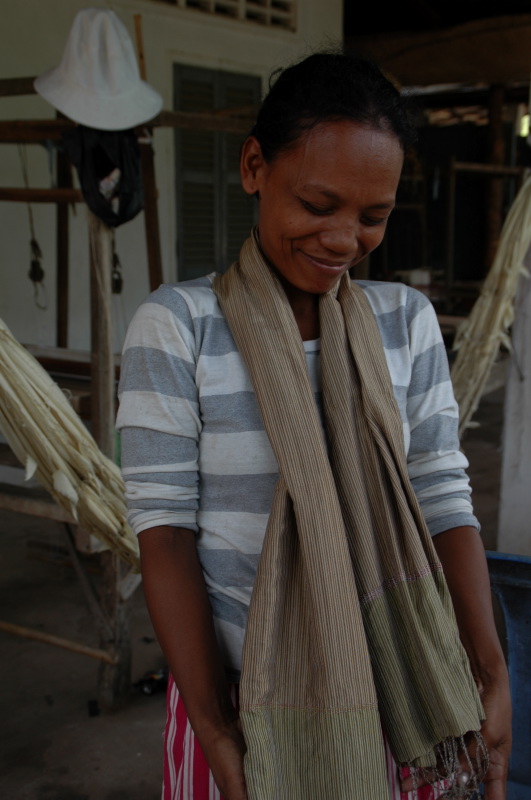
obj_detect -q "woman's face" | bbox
[240,120,404,296]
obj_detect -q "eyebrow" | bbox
[300,184,395,209]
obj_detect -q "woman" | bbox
[117,53,511,800]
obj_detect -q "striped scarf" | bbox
[213,230,486,800]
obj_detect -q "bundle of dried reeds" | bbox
[451,174,531,437]
[0,317,139,569]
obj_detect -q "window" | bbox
[158,0,296,32]
[174,64,261,280]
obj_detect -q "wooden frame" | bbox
[0,76,255,708]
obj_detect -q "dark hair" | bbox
[250,52,417,162]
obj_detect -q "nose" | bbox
[319,212,389,262]
[318,221,360,259]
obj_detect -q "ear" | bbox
[240,136,266,196]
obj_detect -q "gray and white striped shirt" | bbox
[117,275,478,678]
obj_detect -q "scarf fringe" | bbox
[408,732,489,799]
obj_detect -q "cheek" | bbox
[365,226,388,252]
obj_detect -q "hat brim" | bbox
[34,69,163,131]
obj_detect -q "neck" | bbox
[257,233,320,340]
[278,278,320,341]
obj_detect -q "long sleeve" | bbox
[116,284,201,535]
[360,280,479,536]
[405,295,478,534]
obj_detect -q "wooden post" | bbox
[446,158,457,311]
[88,211,115,460]
[139,139,164,291]
[133,15,147,84]
[97,552,133,709]
[134,13,163,292]
[56,123,73,348]
[88,210,132,708]
[485,85,505,271]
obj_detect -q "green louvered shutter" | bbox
[174,65,260,280]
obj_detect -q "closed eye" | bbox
[299,198,334,216]
[361,215,389,227]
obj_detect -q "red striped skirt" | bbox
[163,674,444,800]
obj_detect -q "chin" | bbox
[311,275,346,294]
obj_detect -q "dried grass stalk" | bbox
[0,317,139,569]
[451,174,531,437]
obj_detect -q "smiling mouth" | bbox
[302,252,353,270]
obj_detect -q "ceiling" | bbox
[344,1,531,89]
[344,1,531,36]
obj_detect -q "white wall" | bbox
[498,269,531,556]
[0,0,342,352]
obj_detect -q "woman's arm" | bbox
[402,525,512,799]
[117,288,248,795]
[379,288,511,795]
[433,526,511,800]
[139,525,248,800]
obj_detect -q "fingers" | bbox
[205,725,248,800]
[399,769,469,795]
[399,767,435,793]
[482,751,510,800]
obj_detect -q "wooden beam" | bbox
[411,85,529,111]
[0,119,75,143]
[0,620,118,664]
[24,344,121,377]
[0,76,37,97]
[152,109,253,134]
[0,187,82,203]
[0,489,74,523]
[0,109,254,144]
[453,162,524,177]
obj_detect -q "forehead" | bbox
[272,120,404,191]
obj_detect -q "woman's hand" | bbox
[200,718,248,800]
[477,670,512,799]
[139,526,249,798]
[400,668,511,798]
[401,525,512,798]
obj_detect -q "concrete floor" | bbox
[0,388,505,800]
[0,510,166,800]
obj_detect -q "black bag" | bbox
[62,125,144,227]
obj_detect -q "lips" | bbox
[302,252,352,271]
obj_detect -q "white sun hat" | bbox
[34,7,163,131]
